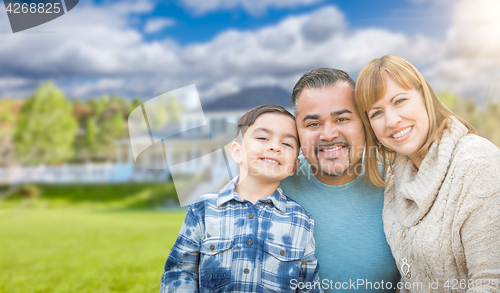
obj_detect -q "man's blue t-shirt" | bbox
[280,156,400,292]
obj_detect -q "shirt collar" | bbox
[216,177,287,213]
[267,186,287,213]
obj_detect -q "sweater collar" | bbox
[391,117,469,227]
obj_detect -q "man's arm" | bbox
[160,207,203,293]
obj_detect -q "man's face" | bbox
[295,82,365,184]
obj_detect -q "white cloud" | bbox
[144,18,176,34]
[301,6,345,43]
[179,0,324,16]
[168,6,441,95]
[445,0,500,59]
[0,3,443,100]
[71,78,125,97]
[424,0,500,104]
[2,0,499,106]
[0,77,35,98]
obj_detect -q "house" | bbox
[0,86,293,195]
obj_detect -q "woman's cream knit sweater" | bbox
[384,118,500,292]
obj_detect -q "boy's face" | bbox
[231,113,300,183]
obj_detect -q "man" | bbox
[280,68,400,292]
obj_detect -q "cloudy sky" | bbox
[0,0,499,105]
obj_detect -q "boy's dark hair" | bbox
[237,104,297,144]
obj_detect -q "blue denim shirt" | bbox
[160,177,322,293]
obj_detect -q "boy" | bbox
[160,104,322,293]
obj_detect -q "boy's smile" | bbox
[260,157,281,165]
[232,113,300,183]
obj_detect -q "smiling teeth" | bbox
[322,146,343,152]
[392,126,412,138]
[262,158,279,164]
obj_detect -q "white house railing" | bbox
[0,163,170,184]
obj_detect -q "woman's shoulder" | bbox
[451,134,500,196]
[453,134,500,163]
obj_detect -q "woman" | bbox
[355,55,500,292]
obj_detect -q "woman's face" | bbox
[366,74,429,168]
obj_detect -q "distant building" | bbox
[131,86,293,168]
[0,86,293,185]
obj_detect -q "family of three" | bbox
[160,55,500,292]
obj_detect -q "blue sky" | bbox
[0,0,499,105]
[136,0,450,44]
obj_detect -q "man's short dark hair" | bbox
[291,68,356,114]
[237,104,296,143]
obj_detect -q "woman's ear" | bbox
[230,141,242,164]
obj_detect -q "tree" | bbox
[439,92,500,148]
[130,97,142,113]
[439,92,481,128]
[166,95,183,123]
[73,95,129,162]
[477,99,500,147]
[13,82,78,165]
[0,100,20,166]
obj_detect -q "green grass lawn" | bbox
[1,183,179,209]
[0,208,186,293]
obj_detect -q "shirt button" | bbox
[244,268,250,274]
[248,213,254,219]
[280,250,285,256]
[247,239,253,246]
[210,245,215,250]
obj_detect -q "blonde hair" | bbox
[355,55,477,188]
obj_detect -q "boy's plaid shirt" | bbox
[160,177,322,293]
